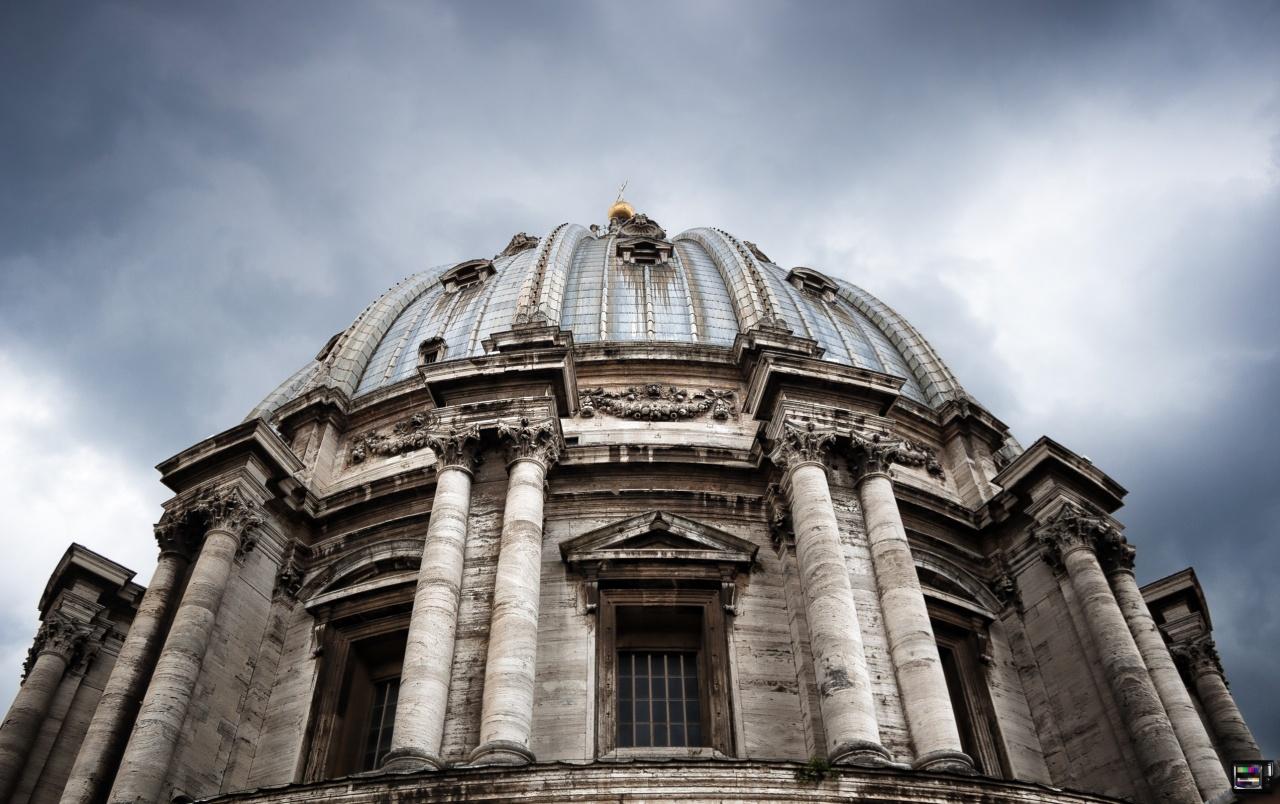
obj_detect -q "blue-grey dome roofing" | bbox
[250,222,968,419]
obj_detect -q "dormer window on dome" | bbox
[613,213,673,266]
[439,259,495,293]
[786,266,839,301]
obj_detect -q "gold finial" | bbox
[608,180,635,222]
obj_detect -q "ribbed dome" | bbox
[251,218,968,420]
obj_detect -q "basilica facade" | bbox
[0,201,1262,803]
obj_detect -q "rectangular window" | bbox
[596,589,733,757]
[361,677,400,770]
[617,651,701,748]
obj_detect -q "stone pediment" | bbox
[560,511,758,568]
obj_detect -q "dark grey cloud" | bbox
[1,0,1277,758]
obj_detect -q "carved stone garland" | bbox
[349,411,433,464]
[579,385,736,421]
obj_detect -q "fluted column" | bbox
[61,520,195,804]
[850,433,973,773]
[383,423,481,772]
[1037,505,1199,804]
[0,614,88,801]
[1100,535,1231,800]
[110,486,262,804]
[470,417,561,766]
[772,420,891,766]
[1174,636,1261,762]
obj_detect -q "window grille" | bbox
[361,677,400,770]
[617,651,701,748]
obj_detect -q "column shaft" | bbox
[471,457,547,765]
[1194,665,1261,761]
[1061,547,1200,804]
[1110,569,1229,799]
[383,465,473,771]
[109,528,240,803]
[787,460,888,765]
[0,651,70,801]
[858,472,971,772]
[61,551,189,804]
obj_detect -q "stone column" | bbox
[109,486,262,804]
[60,519,195,804]
[772,420,891,766]
[1100,535,1231,800]
[470,417,561,766]
[1037,505,1200,804]
[0,615,88,802]
[850,433,973,773]
[383,423,481,773]
[1174,636,1262,762]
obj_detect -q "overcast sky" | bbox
[1,0,1278,761]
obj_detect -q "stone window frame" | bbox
[596,586,734,758]
[300,583,413,781]
[559,510,758,760]
[925,597,1011,778]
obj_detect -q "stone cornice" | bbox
[157,418,304,496]
[498,416,562,468]
[990,436,1127,515]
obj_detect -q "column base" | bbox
[380,747,446,773]
[912,749,976,774]
[829,739,899,768]
[467,740,535,767]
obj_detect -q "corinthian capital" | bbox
[153,511,196,559]
[1171,636,1224,680]
[497,416,562,468]
[24,613,90,676]
[425,421,482,473]
[847,429,902,478]
[770,418,836,472]
[192,485,263,542]
[1034,503,1115,570]
[1096,528,1136,574]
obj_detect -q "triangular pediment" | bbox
[560,510,758,568]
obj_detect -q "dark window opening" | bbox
[361,676,400,770]
[930,610,1011,778]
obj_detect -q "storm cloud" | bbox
[2,0,1277,755]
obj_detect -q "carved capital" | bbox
[1033,503,1114,571]
[847,428,901,478]
[24,613,90,677]
[770,418,836,472]
[1096,528,1136,575]
[497,416,561,468]
[1171,636,1224,680]
[153,513,196,560]
[425,421,483,474]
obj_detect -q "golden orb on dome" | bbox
[608,198,635,222]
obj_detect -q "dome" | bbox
[251,215,967,420]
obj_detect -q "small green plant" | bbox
[795,755,832,783]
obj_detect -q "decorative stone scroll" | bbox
[23,613,89,678]
[497,416,561,467]
[497,231,539,258]
[274,542,306,601]
[578,385,736,421]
